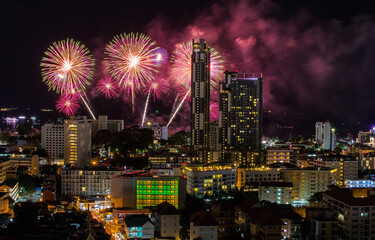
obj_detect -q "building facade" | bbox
[191,39,210,152]
[41,122,64,160]
[259,182,293,205]
[323,187,375,239]
[219,71,262,152]
[64,116,92,168]
[61,168,124,196]
[315,121,336,150]
[185,165,237,197]
[237,167,280,189]
[144,122,168,140]
[281,168,334,205]
[266,147,293,165]
[111,171,186,210]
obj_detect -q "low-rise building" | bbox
[281,167,334,205]
[359,152,375,170]
[0,178,19,201]
[0,154,39,182]
[209,200,235,239]
[185,165,236,197]
[190,210,218,240]
[259,182,293,204]
[346,179,375,188]
[310,155,358,186]
[148,153,199,169]
[61,167,124,196]
[154,201,180,239]
[266,147,293,165]
[237,167,280,189]
[249,209,283,240]
[111,170,186,210]
[306,207,338,240]
[125,214,154,239]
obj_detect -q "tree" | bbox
[169,131,190,146]
[17,124,32,136]
[309,191,323,207]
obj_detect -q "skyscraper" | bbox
[315,121,336,150]
[219,71,263,152]
[191,39,210,152]
[64,116,92,168]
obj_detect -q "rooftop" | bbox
[324,188,375,206]
[260,182,293,187]
[190,210,218,226]
[125,214,153,227]
[154,201,179,215]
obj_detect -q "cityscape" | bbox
[2,0,375,240]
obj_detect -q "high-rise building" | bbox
[208,121,220,151]
[191,39,210,152]
[41,122,64,160]
[219,71,263,152]
[315,121,336,150]
[64,116,92,168]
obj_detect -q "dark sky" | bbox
[2,0,375,137]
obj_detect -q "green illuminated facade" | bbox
[136,179,179,209]
[111,172,186,210]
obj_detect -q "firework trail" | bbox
[41,38,96,119]
[167,89,190,127]
[105,32,160,112]
[96,75,120,99]
[56,93,81,116]
[152,48,168,65]
[141,78,167,127]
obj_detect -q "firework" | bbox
[171,41,224,89]
[56,94,81,116]
[141,77,167,126]
[96,76,119,99]
[41,38,95,94]
[167,89,190,127]
[152,48,168,65]
[105,32,160,112]
[210,101,219,121]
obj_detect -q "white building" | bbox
[125,214,154,239]
[258,182,293,204]
[190,210,218,240]
[237,167,280,189]
[41,122,64,160]
[186,165,237,197]
[61,168,124,196]
[64,116,92,168]
[315,121,336,150]
[154,201,180,239]
[346,179,375,188]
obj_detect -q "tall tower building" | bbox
[315,121,336,150]
[191,39,210,151]
[219,71,263,152]
[64,116,92,168]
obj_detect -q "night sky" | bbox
[2,0,375,137]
